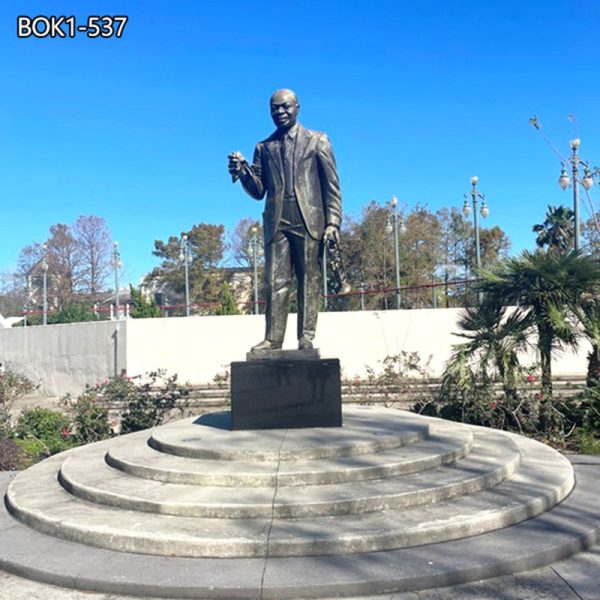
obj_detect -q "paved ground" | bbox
[0,545,598,599]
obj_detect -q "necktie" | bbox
[281,134,294,197]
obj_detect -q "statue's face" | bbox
[270,91,299,131]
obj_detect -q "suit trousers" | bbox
[264,198,321,343]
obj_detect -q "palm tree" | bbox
[449,294,531,401]
[477,250,600,397]
[572,295,600,386]
[532,205,575,254]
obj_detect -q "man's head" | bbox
[270,89,300,132]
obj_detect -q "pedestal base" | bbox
[230,358,342,430]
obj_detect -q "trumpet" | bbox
[326,236,351,295]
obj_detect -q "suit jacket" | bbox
[240,124,342,244]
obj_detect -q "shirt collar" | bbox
[280,123,299,141]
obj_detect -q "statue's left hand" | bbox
[323,225,340,245]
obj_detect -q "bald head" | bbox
[270,89,298,105]
[270,89,300,132]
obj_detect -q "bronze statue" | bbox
[228,89,342,352]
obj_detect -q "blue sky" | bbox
[1,0,599,286]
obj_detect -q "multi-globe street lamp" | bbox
[387,196,404,310]
[462,176,489,304]
[41,243,48,326]
[558,138,594,252]
[179,234,191,317]
[111,241,122,319]
[462,176,489,272]
[248,225,260,315]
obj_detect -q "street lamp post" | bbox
[248,226,260,315]
[462,176,489,303]
[558,138,594,252]
[388,196,403,310]
[179,234,191,317]
[111,241,122,319]
[41,243,48,326]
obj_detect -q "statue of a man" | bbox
[228,89,342,352]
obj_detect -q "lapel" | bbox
[265,137,284,185]
[294,125,312,173]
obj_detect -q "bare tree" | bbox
[228,217,263,268]
[46,223,81,304]
[0,271,25,317]
[73,215,113,298]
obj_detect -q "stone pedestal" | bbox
[230,355,342,430]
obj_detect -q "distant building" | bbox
[140,267,257,315]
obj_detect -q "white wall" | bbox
[0,309,589,396]
[0,320,126,396]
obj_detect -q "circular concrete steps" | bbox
[1,406,594,599]
[148,408,430,461]
[6,407,573,559]
[105,416,472,487]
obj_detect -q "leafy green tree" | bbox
[48,302,95,324]
[533,205,574,254]
[146,223,225,314]
[129,285,161,318]
[148,223,226,314]
[341,202,511,310]
[399,205,442,308]
[341,202,391,310]
[582,216,600,258]
[215,282,240,315]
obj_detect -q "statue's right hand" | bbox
[228,151,246,176]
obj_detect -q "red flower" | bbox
[60,427,70,439]
[527,374,536,383]
[536,392,544,400]
[490,400,497,410]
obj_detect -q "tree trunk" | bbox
[587,344,600,387]
[540,346,553,398]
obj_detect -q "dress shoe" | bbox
[250,339,282,352]
[298,337,314,350]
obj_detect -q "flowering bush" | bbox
[0,367,37,438]
[61,370,191,438]
[13,407,75,462]
[61,390,113,444]
[118,370,191,434]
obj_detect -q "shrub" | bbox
[579,429,600,454]
[0,367,37,438]
[61,391,113,444]
[346,352,435,407]
[417,357,582,449]
[119,370,191,434]
[14,407,74,461]
[0,438,24,470]
[48,302,96,324]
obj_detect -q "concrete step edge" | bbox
[57,431,517,518]
[5,433,573,557]
[0,461,595,598]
